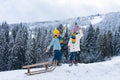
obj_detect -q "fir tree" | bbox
[113,31,120,55]
[25,37,36,65]
[35,28,43,63]
[106,30,114,57]
[8,23,28,69]
[0,22,9,71]
[83,24,96,63]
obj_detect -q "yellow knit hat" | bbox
[53,28,60,35]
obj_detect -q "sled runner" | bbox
[22,61,57,75]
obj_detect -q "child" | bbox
[68,23,83,66]
[46,26,66,66]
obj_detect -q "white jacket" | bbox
[68,29,83,52]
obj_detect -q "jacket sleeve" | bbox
[48,38,54,48]
[77,28,83,39]
[68,38,71,46]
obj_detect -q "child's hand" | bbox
[45,49,48,52]
[68,45,70,48]
[46,46,50,52]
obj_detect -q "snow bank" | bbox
[0,56,120,80]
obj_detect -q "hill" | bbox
[0,56,120,80]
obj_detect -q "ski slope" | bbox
[90,16,103,25]
[0,56,120,80]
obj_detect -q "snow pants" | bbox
[69,52,78,64]
[53,50,62,63]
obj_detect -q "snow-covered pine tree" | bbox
[25,34,36,65]
[79,28,87,63]
[11,25,19,41]
[118,26,120,32]
[98,33,107,59]
[8,23,28,69]
[8,25,20,70]
[106,30,114,57]
[98,30,114,59]
[113,30,120,55]
[43,29,53,61]
[40,28,48,60]
[97,34,104,61]
[93,27,101,61]
[0,22,9,71]
[35,28,44,63]
[82,24,97,63]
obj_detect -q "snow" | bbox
[81,25,88,29]
[90,16,103,25]
[0,56,120,80]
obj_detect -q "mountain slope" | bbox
[9,12,120,32]
[0,56,120,80]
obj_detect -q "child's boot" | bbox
[69,61,73,66]
[74,60,78,66]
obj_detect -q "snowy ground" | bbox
[0,56,120,80]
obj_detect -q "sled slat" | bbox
[22,62,51,68]
[22,61,57,75]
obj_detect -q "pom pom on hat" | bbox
[53,28,60,35]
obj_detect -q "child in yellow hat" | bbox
[46,26,66,66]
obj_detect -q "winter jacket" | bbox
[68,29,83,52]
[48,30,65,51]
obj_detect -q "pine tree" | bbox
[8,23,28,69]
[44,29,53,61]
[113,31,120,55]
[106,30,114,57]
[11,25,19,41]
[82,24,96,63]
[8,25,19,70]
[25,36,36,65]
[99,33,108,58]
[0,22,9,71]
[118,26,120,32]
[98,34,105,60]
[98,31,114,59]
[94,27,101,61]
[35,28,43,63]
[0,25,7,71]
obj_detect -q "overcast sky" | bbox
[0,0,120,23]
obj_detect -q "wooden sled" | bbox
[22,61,57,75]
